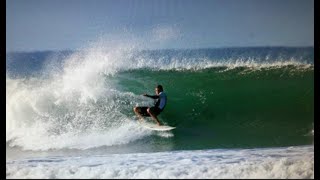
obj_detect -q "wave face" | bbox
[6,47,314,152]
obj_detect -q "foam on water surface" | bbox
[6,145,313,179]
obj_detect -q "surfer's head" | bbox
[155,85,163,94]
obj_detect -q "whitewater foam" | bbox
[6,145,314,179]
[6,74,155,150]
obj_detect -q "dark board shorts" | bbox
[136,106,162,117]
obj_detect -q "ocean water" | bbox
[6,46,314,178]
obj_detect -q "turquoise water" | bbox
[6,47,314,153]
[114,66,314,150]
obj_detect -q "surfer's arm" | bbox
[143,94,159,99]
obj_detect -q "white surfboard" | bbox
[139,121,176,131]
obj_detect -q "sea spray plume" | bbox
[6,40,155,151]
[7,28,188,151]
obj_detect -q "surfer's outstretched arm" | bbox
[143,94,159,99]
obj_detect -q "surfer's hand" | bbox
[142,93,147,96]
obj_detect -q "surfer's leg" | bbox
[147,108,161,126]
[134,107,149,122]
[133,107,144,122]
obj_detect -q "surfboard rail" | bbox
[139,121,176,131]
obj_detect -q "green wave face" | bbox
[116,66,314,150]
[6,48,314,151]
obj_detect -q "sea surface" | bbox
[6,47,314,178]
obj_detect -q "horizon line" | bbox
[6,45,314,54]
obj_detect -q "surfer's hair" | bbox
[156,85,163,92]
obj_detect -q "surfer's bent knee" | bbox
[133,107,138,112]
[147,108,155,116]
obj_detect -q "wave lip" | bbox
[6,47,314,77]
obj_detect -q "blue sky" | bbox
[6,0,314,52]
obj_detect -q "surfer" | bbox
[133,85,167,126]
